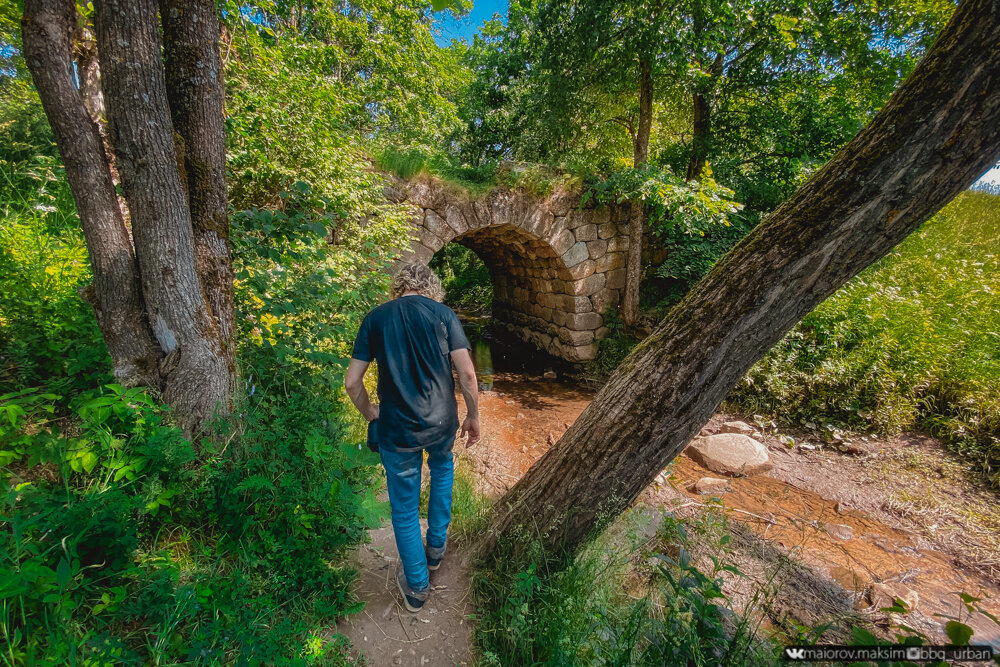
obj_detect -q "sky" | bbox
[432,0,508,46]
[977,166,1000,187]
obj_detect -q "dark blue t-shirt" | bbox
[352,295,471,452]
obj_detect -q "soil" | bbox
[338,372,1000,664]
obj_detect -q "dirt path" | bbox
[335,511,474,666]
[339,372,1000,662]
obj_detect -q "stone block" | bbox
[564,311,603,331]
[594,326,611,339]
[472,199,492,228]
[424,209,451,240]
[445,205,469,235]
[596,251,624,272]
[590,288,620,314]
[565,259,596,281]
[587,240,607,259]
[408,181,443,209]
[563,209,591,230]
[562,241,590,267]
[558,327,595,346]
[565,343,599,362]
[566,272,606,297]
[592,207,611,224]
[574,224,598,242]
[597,222,617,239]
[416,227,444,252]
[605,268,626,290]
[550,229,576,256]
[525,210,556,239]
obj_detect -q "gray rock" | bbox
[684,434,773,476]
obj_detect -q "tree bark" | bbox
[685,52,724,182]
[95,0,232,432]
[21,0,161,388]
[160,0,235,358]
[478,0,1000,563]
[620,56,652,328]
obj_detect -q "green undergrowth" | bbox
[463,501,781,667]
[732,191,1000,484]
[430,244,494,314]
[0,167,406,664]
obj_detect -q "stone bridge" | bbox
[388,177,629,363]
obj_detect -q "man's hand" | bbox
[366,403,380,422]
[461,415,481,448]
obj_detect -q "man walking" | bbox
[345,263,481,613]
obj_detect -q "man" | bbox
[345,263,481,613]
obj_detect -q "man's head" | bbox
[390,263,445,301]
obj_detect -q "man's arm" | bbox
[345,358,379,421]
[451,348,480,447]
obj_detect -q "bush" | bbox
[430,243,493,313]
[731,192,1000,483]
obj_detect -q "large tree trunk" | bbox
[478,0,1000,563]
[95,0,232,432]
[620,57,652,328]
[22,0,162,388]
[160,0,235,358]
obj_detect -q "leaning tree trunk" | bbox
[22,0,162,388]
[620,56,653,328]
[477,0,1000,563]
[160,0,235,358]
[95,0,232,432]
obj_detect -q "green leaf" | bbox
[944,620,973,646]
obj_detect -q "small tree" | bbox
[21,0,233,433]
[477,0,1000,562]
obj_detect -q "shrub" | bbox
[731,192,1000,483]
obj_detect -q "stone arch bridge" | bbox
[388,178,629,363]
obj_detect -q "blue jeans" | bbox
[379,438,454,593]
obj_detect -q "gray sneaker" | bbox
[396,570,428,613]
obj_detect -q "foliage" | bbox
[0,90,110,395]
[0,178,405,662]
[429,243,493,313]
[470,504,778,666]
[731,192,1000,484]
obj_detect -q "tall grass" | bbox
[732,191,1000,482]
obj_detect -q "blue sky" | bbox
[432,0,508,45]
[978,165,1000,187]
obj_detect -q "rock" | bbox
[839,441,870,456]
[543,370,557,379]
[871,582,919,612]
[516,413,525,419]
[717,420,757,437]
[684,434,773,476]
[546,433,555,446]
[521,446,528,453]
[823,522,855,540]
[690,477,730,494]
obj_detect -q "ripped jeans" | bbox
[379,438,454,594]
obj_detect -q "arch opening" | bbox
[397,179,630,364]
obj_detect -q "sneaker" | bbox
[395,570,427,613]
[426,542,446,571]
[427,553,443,571]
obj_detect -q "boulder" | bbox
[871,582,919,613]
[684,434,773,476]
[690,477,730,495]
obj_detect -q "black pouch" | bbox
[366,418,379,453]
